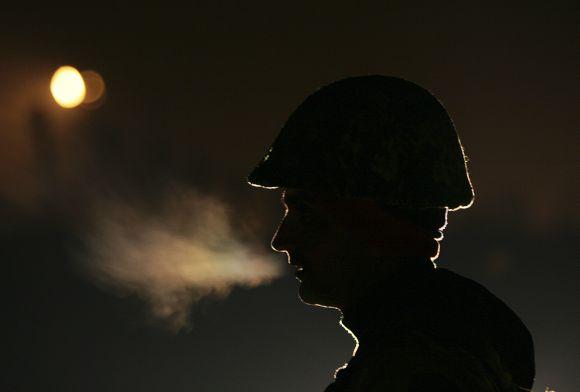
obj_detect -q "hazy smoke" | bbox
[80,190,282,331]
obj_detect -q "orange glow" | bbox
[50,66,86,108]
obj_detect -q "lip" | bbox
[294,266,305,280]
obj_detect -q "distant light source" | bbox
[50,66,86,108]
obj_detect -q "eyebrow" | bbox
[282,192,313,207]
[282,193,298,205]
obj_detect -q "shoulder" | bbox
[428,268,535,390]
[326,330,501,392]
[427,268,531,337]
[407,372,462,392]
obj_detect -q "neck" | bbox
[339,261,434,348]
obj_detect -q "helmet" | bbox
[247,75,474,210]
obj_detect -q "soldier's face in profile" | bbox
[271,189,437,308]
[271,189,416,309]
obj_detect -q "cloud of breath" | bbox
[80,190,282,331]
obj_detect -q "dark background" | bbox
[1,2,578,391]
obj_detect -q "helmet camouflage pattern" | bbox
[248,75,474,210]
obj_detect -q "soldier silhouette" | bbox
[248,76,535,391]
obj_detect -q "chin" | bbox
[298,283,340,309]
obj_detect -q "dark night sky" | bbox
[1,2,578,391]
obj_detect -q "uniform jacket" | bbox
[324,268,535,392]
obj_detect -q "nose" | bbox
[270,217,289,253]
[270,214,293,256]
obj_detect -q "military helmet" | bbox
[248,75,474,210]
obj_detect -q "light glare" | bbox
[50,66,86,108]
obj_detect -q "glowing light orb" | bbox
[50,66,86,108]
